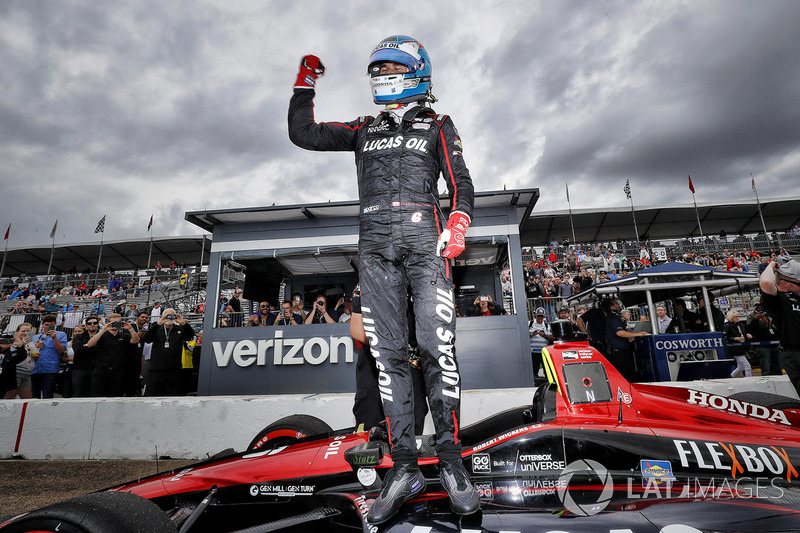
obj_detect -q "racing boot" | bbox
[439,460,481,515]
[367,464,426,524]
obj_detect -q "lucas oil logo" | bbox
[362,135,429,153]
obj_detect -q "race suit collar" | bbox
[372,102,430,127]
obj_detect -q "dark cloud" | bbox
[2,1,799,251]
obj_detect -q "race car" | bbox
[3,321,800,532]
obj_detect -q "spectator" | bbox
[141,308,194,396]
[247,302,275,326]
[655,305,671,334]
[180,334,197,395]
[304,294,338,324]
[150,302,162,323]
[154,260,163,272]
[3,322,34,399]
[90,297,105,317]
[576,302,606,353]
[130,311,150,396]
[71,316,100,397]
[695,293,725,332]
[558,274,573,301]
[759,258,800,396]
[86,313,140,397]
[30,314,68,398]
[470,295,502,316]
[529,307,552,382]
[43,296,60,314]
[604,299,649,382]
[125,302,138,319]
[335,297,353,323]
[747,304,781,376]
[0,327,30,398]
[557,305,575,327]
[724,310,752,378]
[228,288,243,327]
[667,300,698,334]
[113,299,126,315]
[272,300,302,326]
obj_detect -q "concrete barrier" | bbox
[1,376,795,460]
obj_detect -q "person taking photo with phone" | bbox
[85,313,140,397]
[30,314,67,398]
[141,308,194,396]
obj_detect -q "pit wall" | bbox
[1,376,795,460]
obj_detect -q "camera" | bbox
[0,338,14,346]
[167,314,177,319]
[480,296,489,302]
[112,321,124,328]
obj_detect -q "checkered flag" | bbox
[623,179,631,199]
[94,215,106,233]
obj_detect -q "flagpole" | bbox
[146,215,154,270]
[0,225,8,287]
[629,195,640,247]
[94,216,106,290]
[46,219,58,283]
[691,194,704,240]
[146,215,154,306]
[624,180,640,247]
[752,175,769,238]
[566,182,577,246]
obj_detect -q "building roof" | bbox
[525,196,800,246]
[3,191,798,278]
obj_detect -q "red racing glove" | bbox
[294,55,325,89]
[437,211,471,258]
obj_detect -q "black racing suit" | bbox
[289,88,474,465]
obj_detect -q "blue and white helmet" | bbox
[367,35,432,105]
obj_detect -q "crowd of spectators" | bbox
[0,262,206,400]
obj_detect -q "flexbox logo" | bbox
[557,459,614,516]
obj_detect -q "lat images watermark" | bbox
[556,459,788,517]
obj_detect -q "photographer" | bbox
[30,314,67,399]
[0,330,29,398]
[141,308,194,396]
[273,300,302,326]
[290,293,307,322]
[86,313,140,397]
[304,294,338,324]
[470,295,503,316]
[335,297,353,323]
[71,316,100,397]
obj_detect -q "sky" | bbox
[2,0,800,248]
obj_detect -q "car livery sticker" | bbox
[249,483,315,497]
[641,459,676,481]
[467,425,538,454]
[673,439,799,480]
[686,389,791,426]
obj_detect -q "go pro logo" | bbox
[212,332,353,367]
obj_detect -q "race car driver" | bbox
[288,35,479,523]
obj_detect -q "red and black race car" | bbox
[3,323,800,532]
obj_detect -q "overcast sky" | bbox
[2,0,800,248]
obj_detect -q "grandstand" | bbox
[2,198,798,331]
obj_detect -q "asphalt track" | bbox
[0,459,193,524]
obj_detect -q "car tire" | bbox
[2,491,175,533]
[728,391,800,410]
[247,414,334,451]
